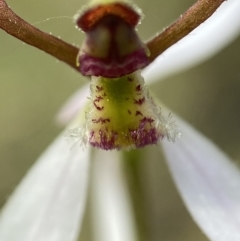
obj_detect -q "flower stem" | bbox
[146,0,226,62]
[0,0,78,70]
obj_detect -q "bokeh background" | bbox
[0,0,240,240]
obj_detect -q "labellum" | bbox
[67,0,179,150]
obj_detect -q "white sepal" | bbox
[0,133,91,241]
[162,116,240,241]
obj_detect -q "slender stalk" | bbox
[0,0,226,70]
[146,0,226,62]
[0,0,78,70]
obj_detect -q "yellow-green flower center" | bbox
[67,71,179,150]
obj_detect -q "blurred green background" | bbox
[0,0,240,240]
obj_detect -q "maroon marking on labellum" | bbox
[76,3,141,31]
[95,95,103,101]
[93,95,104,110]
[96,86,103,92]
[89,129,119,150]
[93,99,104,110]
[127,76,133,82]
[128,109,132,114]
[93,102,104,110]
[135,111,143,116]
[139,117,154,128]
[92,117,110,124]
[129,127,163,147]
[136,84,142,91]
[134,97,145,105]
[128,115,160,147]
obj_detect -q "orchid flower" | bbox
[0,0,240,241]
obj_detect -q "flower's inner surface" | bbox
[67,71,179,150]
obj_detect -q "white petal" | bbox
[91,150,137,241]
[0,133,91,241]
[143,0,240,84]
[161,116,240,241]
[56,84,89,126]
